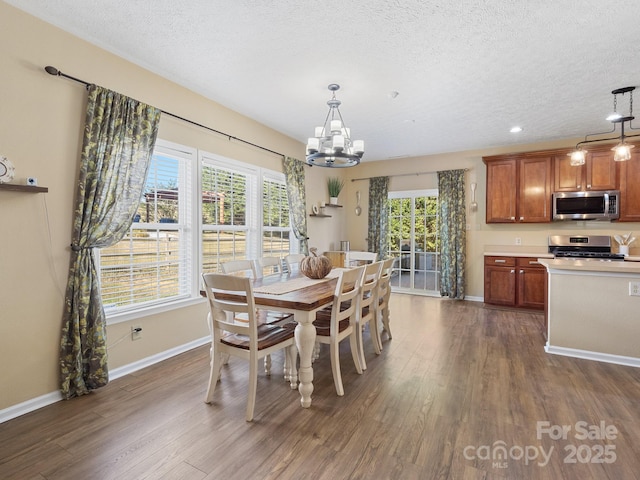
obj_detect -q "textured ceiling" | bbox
[6,0,640,162]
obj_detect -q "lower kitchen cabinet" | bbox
[484,256,546,310]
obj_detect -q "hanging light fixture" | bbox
[568,86,640,165]
[306,84,364,167]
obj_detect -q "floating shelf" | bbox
[310,213,331,218]
[325,203,342,208]
[0,183,48,193]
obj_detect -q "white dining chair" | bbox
[356,261,384,370]
[255,256,283,278]
[376,257,395,343]
[219,259,296,376]
[284,253,306,274]
[346,251,377,267]
[202,273,297,421]
[220,259,257,278]
[314,265,366,396]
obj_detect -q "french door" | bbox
[387,190,440,295]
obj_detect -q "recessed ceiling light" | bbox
[510,126,523,133]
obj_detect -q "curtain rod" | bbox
[44,66,286,159]
[350,167,469,182]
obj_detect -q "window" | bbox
[200,156,257,274]
[262,175,291,259]
[99,143,193,313]
[98,140,294,320]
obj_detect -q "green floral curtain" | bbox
[283,156,309,255]
[367,176,389,258]
[60,85,161,399]
[438,169,466,299]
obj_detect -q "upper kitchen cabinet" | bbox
[484,154,552,223]
[554,150,617,192]
[618,150,640,222]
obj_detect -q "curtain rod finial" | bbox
[45,66,60,76]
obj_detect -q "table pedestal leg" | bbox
[294,312,316,408]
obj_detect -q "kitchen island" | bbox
[538,258,640,367]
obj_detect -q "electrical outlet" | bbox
[629,282,640,296]
[515,237,522,245]
[131,326,143,341]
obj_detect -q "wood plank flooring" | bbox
[2,294,640,479]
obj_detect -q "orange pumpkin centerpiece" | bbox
[300,248,332,279]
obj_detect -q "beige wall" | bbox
[2,3,639,414]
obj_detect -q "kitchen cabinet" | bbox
[323,251,346,268]
[484,256,545,310]
[554,150,617,192]
[618,150,640,222]
[484,155,552,223]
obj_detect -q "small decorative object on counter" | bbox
[300,247,332,279]
[614,232,636,256]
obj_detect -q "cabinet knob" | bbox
[519,216,524,220]
[587,184,591,189]
[519,269,524,274]
[510,269,515,274]
[577,185,581,189]
[510,216,515,220]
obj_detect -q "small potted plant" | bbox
[327,177,344,205]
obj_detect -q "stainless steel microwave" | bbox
[552,190,620,221]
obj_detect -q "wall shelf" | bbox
[325,203,342,208]
[310,213,331,218]
[0,183,48,193]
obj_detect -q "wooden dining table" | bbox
[208,270,342,408]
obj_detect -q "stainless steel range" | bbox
[548,235,625,260]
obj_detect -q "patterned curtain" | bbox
[367,176,389,258]
[60,85,161,399]
[438,169,466,299]
[283,156,309,255]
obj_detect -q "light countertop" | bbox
[538,257,640,274]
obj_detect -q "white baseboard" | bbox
[545,345,640,368]
[0,336,210,424]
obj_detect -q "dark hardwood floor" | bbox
[2,294,640,479]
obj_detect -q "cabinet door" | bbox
[484,265,516,306]
[517,264,546,310]
[518,156,552,222]
[554,155,583,191]
[619,151,640,222]
[486,160,517,223]
[586,151,617,190]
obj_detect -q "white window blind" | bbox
[262,176,291,258]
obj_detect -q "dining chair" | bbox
[255,256,283,278]
[356,261,384,370]
[284,253,306,274]
[220,258,295,376]
[202,273,297,421]
[346,251,377,267]
[314,265,366,396]
[220,259,257,278]
[376,257,395,343]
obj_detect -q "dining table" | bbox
[208,269,344,408]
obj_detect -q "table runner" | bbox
[254,268,343,295]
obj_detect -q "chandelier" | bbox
[306,84,364,167]
[568,86,640,166]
